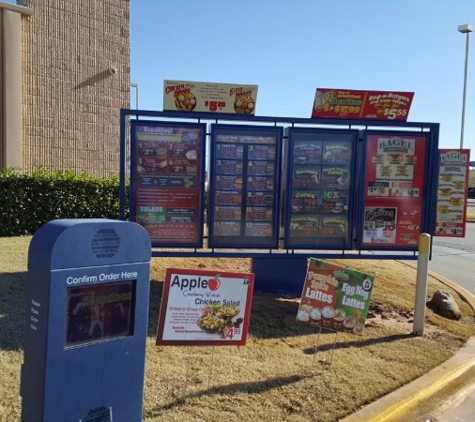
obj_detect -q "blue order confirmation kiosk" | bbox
[21,219,151,422]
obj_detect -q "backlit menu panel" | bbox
[285,129,358,249]
[360,132,428,248]
[131,121,206,247]
[209,125,282,248]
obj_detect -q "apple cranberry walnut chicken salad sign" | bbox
[435,149,471,237]
[156,269,254,346]
[297,259,374,336]
[312,88,414,121]
[163,80,258,115]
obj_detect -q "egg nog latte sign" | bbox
[156,268,254,346]
[297,259,374,335]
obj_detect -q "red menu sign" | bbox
[312,88,414,121]
[435,149,470,237]
[362,133,427,247]
[132,122,205,247]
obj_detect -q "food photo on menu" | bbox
[293,141,322,165]
[321,142,352,165]
[362,206,397,244]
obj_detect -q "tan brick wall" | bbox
[21,0,130,177]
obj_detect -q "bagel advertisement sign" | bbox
[297,259,374,335]
[156,268,254,346]
[163,80,258,115]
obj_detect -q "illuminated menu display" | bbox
[435,149,470,237]
[361,132,427,248]
[131,122,206,247]
[285,129,357,248]
[209,125,282,248]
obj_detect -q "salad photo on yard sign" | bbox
[156,268,254,346]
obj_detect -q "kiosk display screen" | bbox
[65,281,136,348]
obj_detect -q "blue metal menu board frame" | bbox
[284,128,358,249]
[208,124,283,248]
[130,120,206,248]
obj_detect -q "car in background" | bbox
[468,186,475,198]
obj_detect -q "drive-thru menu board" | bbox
[435,149,470,237]
[131,121,206,247]
[156,268,254,346]
[209,125,282,248]
[361,132,427,247]
[285,129,357,248]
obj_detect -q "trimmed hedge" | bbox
[0,168,129,236]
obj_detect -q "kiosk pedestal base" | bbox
[252,257,308,296]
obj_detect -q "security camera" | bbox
[109,67,117,75]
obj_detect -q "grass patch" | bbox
[1,237,474,422]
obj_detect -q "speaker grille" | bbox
[91,228,120,259]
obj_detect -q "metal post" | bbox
[131,82,139,110]
[458,24,473,149]
[413,233,431,336]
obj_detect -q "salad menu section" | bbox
[361,132,427,248]
[209,125,282,248]
[131,122,205,247]
[285,129,357,248]
[435,149,470,237]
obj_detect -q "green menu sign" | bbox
[297,258,374,335]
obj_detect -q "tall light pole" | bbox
[458,24,472,149]
[130,82,139,110]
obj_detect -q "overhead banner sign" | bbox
[435,149,470,237]
[164,80,258,115]
[156,268,254,346]
[297,259,374,336]
[312,88,414,121]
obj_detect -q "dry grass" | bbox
[1,236,474,421]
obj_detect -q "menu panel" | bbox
[285,129,357,248]
[435,149,470,237]
[361,132,427,248]
[131,122,206,247]
[209,125,282,248]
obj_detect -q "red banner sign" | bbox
[312,88,414,121]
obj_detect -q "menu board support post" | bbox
[252,257,307,296]
[413,233,431,336]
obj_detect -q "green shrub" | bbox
[0,168,129,236]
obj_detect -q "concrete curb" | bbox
[341,270,475,422]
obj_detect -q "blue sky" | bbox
[130,1,474,151]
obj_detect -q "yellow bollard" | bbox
[413,233,431,336]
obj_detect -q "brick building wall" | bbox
[21,0,130,177]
